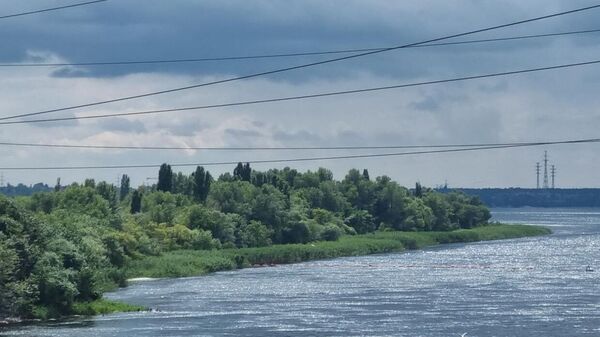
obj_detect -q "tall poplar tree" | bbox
[157,164,173,192]
[193,166,212,202]
[120,174,130,200]
[130,190,142,213]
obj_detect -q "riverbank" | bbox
[1,224,549,324]
[1,300,146,326]
[125,224,550,279]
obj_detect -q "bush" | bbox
[344,210,376,234]
[238,220,272,247]
[281,222,311,244]
[319,225,342,241]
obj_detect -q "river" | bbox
[2,208,599,336]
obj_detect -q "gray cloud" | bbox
[224,128,263,138]
[4,0,600,80]
[97,118,147,133]
[410,96,441,112]
[272,130,323,144]
[0,1,599,188]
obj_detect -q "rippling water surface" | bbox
[2,208,599,336]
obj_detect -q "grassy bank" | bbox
[9,225,548,322]
[28,300,146,321]
[126,224,550,279]
[71,300,146,316]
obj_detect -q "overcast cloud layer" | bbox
[1,0,600,188]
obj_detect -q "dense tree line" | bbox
[0,164,490,320]
[0,183,51,197]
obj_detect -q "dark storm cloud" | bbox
[4,0,600,81]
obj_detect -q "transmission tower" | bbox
[536,162,540,189]
[551,165,556,189]
[543,151,549,189]
[0,172,4,188]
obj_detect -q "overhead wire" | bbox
[0,138,597,170]
[1,28,600,67]
[0,140,558,151]
[1,3,600,121]
[0,0,107,20]
[0,139,594,151]
[1,59,599,125]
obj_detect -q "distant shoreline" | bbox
[441,188,600,208]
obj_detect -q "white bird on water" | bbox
[460,333,468,337]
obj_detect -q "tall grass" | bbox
[125,224,550,279]
[71,300,146,316]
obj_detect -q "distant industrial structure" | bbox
[536,151,556,189]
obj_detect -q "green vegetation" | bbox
[0,163,546,321]
[126,224,550,278]
[71,299,146,317]
[31,298,145,320]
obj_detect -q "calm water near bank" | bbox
[2,208,599,336]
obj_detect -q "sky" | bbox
[1,0,600,188]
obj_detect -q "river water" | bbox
[2,208,599,336]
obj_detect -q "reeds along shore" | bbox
[125,224,551,279]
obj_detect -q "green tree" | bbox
[142,191,178,224]
[251,185,288,235]
[233,162,252,182]
[57,186,112,221]
[119,174,130,201]
[318,181,349,213]
[319,225,342,241]
[33,252,78,315]
[157,164,173,192]
[446,192,491,228]
[281,221,311,244]
[172,172,193,195]
[207,180,256,218]
[193,166,212,202]
[0,239,18,316]
[186,205,237,244]
[95,182,118,211]
[423,192,454,231]
[84,179,95,189]
[130,190,142,214]
[401,198,433,231]
[415,182,423,198]
[342,169,376,212]
[362,169,370,181]
[54,178,61,192]
[28,192,55,214]
[344,209,376,234]
[238,220,272,247]
[373,178,409,228]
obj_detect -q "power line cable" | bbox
[1,58,599,126]
[0,0,107,20]
[0,139,590,151]
[2,3,599,121]
[0,138,597,170]
[0,141,551,151]
[2,28,600,67]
